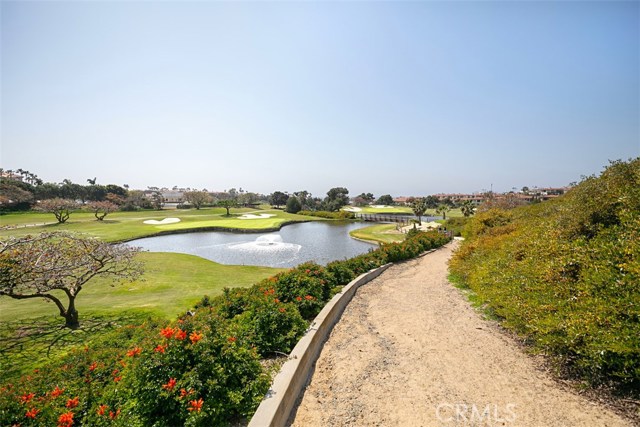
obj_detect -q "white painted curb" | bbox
[248,263,393,427]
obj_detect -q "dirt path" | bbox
[289,242,630,427]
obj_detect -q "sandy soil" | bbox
[289,242,631,427]
[143,218,181,225]
[238,214,276,219]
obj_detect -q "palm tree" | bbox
[411,197,428,225]
[460,200,475,217]
[436,204,451,220]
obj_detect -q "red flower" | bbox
[188,398,203,412]
[20,393,35,404]
[227,336,237,343]
[57,411,74,427]
[88,362,98,372]
[162,378,177,391]
[189,331,203,344]
[154,344,166,353]
[160,326,175,339]
[66,396,79,408]
[109,409,121,419]
[279,307,286,313]
[305,269,311,274]
[295,296,302,301]
[274,298,280,303]
[304,295,314,300]
[179,388,193,399]
[174,328,187,340]
[25,407,40,419]
[126,347,142,357]
[97,404,108,416]
[51,386,65,398]
[113,376,122,383]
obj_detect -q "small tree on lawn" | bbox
[436,204,451,220]
[183,190,213,209]
[411,197,428,225]
[36,198,79,223]
[218,199,238,216]
[87,200,119,220]
[0,232,142,329]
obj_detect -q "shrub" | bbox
[297,210,355,220]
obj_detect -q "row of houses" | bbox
[393,188,568,206]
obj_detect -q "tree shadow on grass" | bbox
[0,313,145,381]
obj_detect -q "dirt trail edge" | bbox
[288,242,630,427]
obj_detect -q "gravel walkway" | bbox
[288,242,631,427]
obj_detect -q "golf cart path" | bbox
[289,242,630,426]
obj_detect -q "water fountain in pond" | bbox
[226,234,302,265]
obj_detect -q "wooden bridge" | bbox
[355,213,414,225]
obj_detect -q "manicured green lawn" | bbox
[356,206,414,214]
[0,208,314,242]
[0,252,284,323]
[349,223,406,244]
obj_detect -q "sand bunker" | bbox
[143,218,181,225]
[238,213,276,220]
[343,207,362,212]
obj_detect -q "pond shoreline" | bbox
[116,220,314,244]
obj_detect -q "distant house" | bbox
[160,191,184,203]
[0,171,23,182]
[393,197,411,205]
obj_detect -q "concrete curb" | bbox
[247,262,393,427]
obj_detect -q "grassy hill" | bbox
[449,158,640,393]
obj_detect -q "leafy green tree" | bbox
[36,198,79,223]
[324,187,350,211]
[436,204,451,220]
[150,191,164,210]
[60,179,86,202]
[34,182,61,200]
[183,190,213,209]
[294,190,312,210]
[269,191,289,208]
[460,200,475,217]
[0,232,142,328]
[218,199,238,216]
[424,195,439,208]
[375,194,394,205]
[105,184,128,198]
[356,193,375,205]
[285,196,302,213]
[85,184,108,202]
[411,197,428,225]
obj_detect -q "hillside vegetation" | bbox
[449,159,639,392]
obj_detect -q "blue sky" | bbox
[1,1,638,197]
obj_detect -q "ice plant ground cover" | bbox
[0,231,451,426]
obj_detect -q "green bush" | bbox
[297,210,355,219]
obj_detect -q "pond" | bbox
[128,222,378,268]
